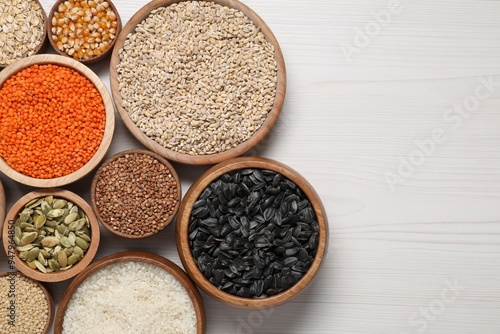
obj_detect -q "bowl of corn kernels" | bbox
[47,0,121,63]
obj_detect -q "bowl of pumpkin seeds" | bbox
[1,188,100,282]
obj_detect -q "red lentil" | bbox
[0,64,106,178]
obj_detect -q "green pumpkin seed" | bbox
[34,260,47,273]
[60,265,73,271]
[75,231,91,242]
[60,236,72,248]
[16,244,35,252]
[27,260,37,269]
[73,246,84,258]
[40,249,51,258]
[19,232,38,246]
[45,220,58,227]
[57,251,68,267]
[48,259,60,271]
[26,197,44,208]
[47,209,65,219]
[19,211,31,222]
[67,254,80,265]
[40,236,59,248]
[53,199,67,209]
[19,251,29,260]
[45,196,53,204]
[75,237,88,250]
[26,247,40,262]
[64,212,79,225]
[37,252,47,266]
[41,201,51,214]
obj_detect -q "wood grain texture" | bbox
[176,157,328,308]
[109,0,286,165]
[54,251,206,334]
[46,0,122,64]
[0,54,115,187]
[2,189,100,282]
[90,149,182,239]
[0,0,498,333]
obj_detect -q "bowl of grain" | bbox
[110,0,286,165]
[55,251,206,334]
[0,54,115,187]
[176,157,328,309]
[90,149,181,239]
[0,0,47,69]
[1,188,100,283]
[47,0,122,63]
[0,272,54,334]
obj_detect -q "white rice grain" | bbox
[62,261,197,334]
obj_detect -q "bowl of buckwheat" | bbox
[47,0,122,63]
[0,0,47,69]
[110,0,286,165]
[90,149,182,239]
[2,189,101,283]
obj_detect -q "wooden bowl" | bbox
[110,0,286,165]
[0,272,55,333]
[0,0,47,69]
[90,149,182,239]
[54,251,206,334]
[0,54,115,187]
[0,180,5,240]
[47,0,122,64]
[1,189,100,282]
[176,157,329,308]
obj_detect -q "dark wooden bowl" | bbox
[0,271,55,334]
[90,149,182,239]
[110,0,286,165]
[176,157,329,308]
[54,251,206,334]
[1,189,100,282]
[47,0,122,64]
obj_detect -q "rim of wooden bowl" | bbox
[0,271,55,334]
[0,180,5,240]
[176,156,329,309]
[0,54,115,187]
[110,0,286,165]
[54,251,206,334]
[1,188,101,282]
[0,0,48,69]
[90,149,182,239]
[47,0,122,64]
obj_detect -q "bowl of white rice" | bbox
[54,251,206,334]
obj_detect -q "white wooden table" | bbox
[1,0,500,333]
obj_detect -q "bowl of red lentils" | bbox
[0,54,115,188]
[47,0,121,63]
[110,0,286,165]
[90,149,182,239]
[0,272,55,334]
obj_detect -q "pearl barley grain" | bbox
[0,274,50,334]
[117,1,278,155]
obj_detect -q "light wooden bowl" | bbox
[0,0,47,69]
[0,271,55,334]
[47,0,122,64]
[54,251,206,334]
[0,180,5,240]
[90,149,182,239]
[0,54,115,187]
[1,189,100,282]
[176,157,329,309]
[110,0,286,165]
